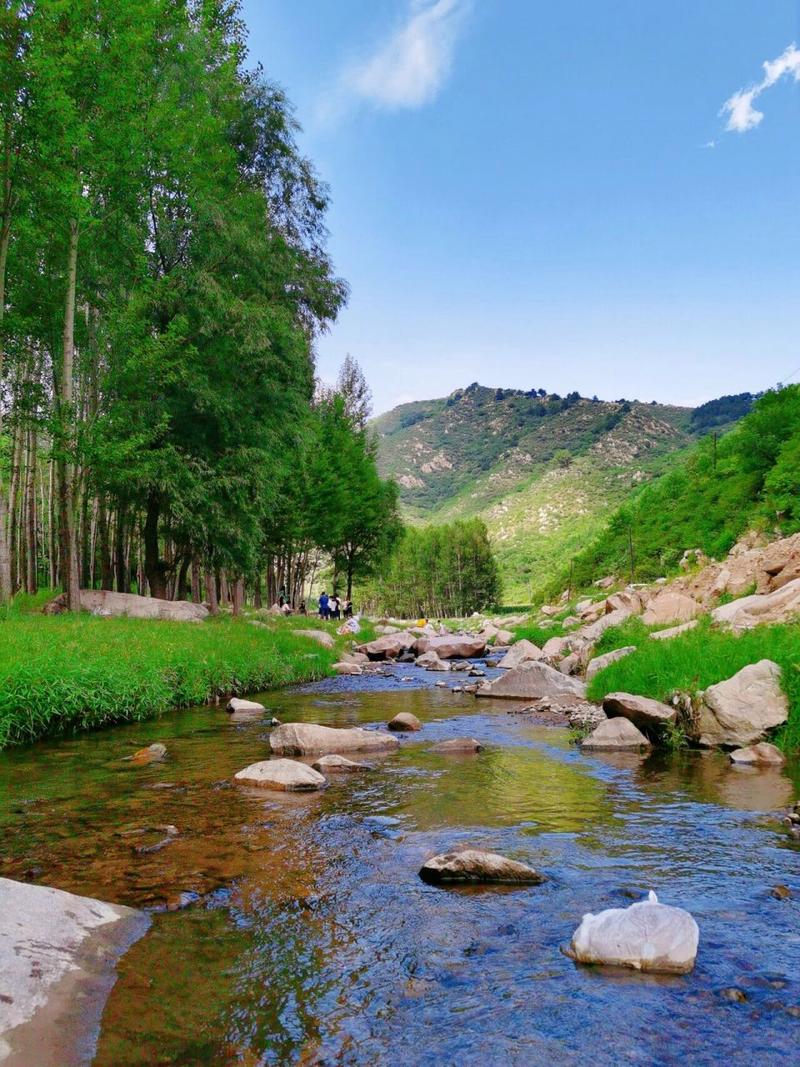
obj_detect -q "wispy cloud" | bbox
[318,0,470,125]
[721,43,800,133]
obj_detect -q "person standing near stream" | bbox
[318,591,330,620]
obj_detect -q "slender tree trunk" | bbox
[253,574,262,609]
[175,554,189,601]
[25,426,37,594]
[0,200,11,601]
[190,556,201,603]
[219,569,229,606]
[204,568,219,615]
[58,219,81,609]
[143,492,166,598]
[97,497,113,589]
[232,577,244,616]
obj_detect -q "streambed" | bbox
[1,667,798,1065]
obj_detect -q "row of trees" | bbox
[0,1,397,610]
[370,519,501,619]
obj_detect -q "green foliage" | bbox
[586,620,800,753]
[562,385,800,591]
[374,518,501,618]
[593,617,650,655]
[0,616,342,748]
[511,621,565,646]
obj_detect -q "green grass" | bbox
[0,613,346,748]
[510,621,565,646]
[586,619,800,752]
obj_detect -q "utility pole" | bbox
[628,526,635,584]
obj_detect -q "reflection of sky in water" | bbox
[0,673,797,1065]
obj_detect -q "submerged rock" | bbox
[233,758,327,791]
[729,742,786,766]
[568,891,699,974]
[226,697,266,714]
[419,849,545,886]
[388,712,422,732]
[431,738,483,754]
[270,722,399,756]
[580,718,651,750]
[311,754,372,773]
[692,660,788,748]
[125,743,167,765]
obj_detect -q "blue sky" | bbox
[243,1,800,414]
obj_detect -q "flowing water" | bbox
[1,667,799,1066]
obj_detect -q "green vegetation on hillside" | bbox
[561,385,800,590]
[586,619,800,753]
[0,613,344,748]
[370,518,500,618]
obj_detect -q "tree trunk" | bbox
[25,426,37,594]
[0,202,11,602]
[97,497,114,590]
[143,492,166,599]
[190,556,201,603]
[204,568,218,615]
[253,574,262,609]
[232,577,244,616]
[58,218,81,610]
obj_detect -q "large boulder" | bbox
[0,878,148,1066]
[415,650,450,672]
[44,588,208,622]
[711,579,800,632]
[414,634,487,660]
[729,742,786,766]
[580,717,651,750]
[585,646,637,681]
[499,639,543,670]
[357,631,417,660]
[476,660,586,702]
[602,692,677,734]
[388,712,422,732]
[692,660,788,748]
[568,891,699,974]
[270,722,399,756]
[641,590,703,626]
[234,758,327,791]
[419,849,545,886]
[578,608,632,643]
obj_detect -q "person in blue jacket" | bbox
[318,591,330,620]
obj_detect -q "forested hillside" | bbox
[374,383,750,600]
[562,384,800,591]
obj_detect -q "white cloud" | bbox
[721,43,800,133]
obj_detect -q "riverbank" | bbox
[0,610,354,748]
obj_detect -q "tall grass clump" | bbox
[586,620,800,752]
[0,615,342,748]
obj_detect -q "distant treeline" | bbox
[370,519,501,618]
[690,393,756,432]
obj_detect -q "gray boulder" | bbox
[568,891,699,974]
[270,722,399,756]
[227,697,266,714]
[357,631,417,660]
[388,711,422,732]
[729,742,786,766]
[415,650,450,672]
[332,661,363,675]
[419,849,545,885]
[498,638,543,670]
[45,588,208,622]
[414,634,487,659]
[477,660,586,702]
[693,660,788,748]
[295,629,335,649]
[580,717,651,750]
[585,646,637,681]
[233,758,327,791]
[602,692,677,735]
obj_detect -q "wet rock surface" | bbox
[419,849,545,885]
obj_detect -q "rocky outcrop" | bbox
[729,742,786,766]
[602,692,677,734]
[311,754,372,773]
[419,849,545,885]
[641,590,703,626]
[414,634,487,660]
[415,650,450,672]
[568,891,699,974]
[585,646,636,681]
[44,589,209,622]
[388,712,422,732]
[234,758,327,791]
[579,608,632,643]
[692,660,788,748]
[580,717,651,750]
[269,722,400,756]
[357,632,417,660]
[0,877,148,1066]
[431,737,483,754]
[711,579,800,632]
[477,661,586,702]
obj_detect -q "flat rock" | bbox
[711,578,800,631]
[568,891,699,974]
[477,660,586,702]
[585,646,637,681]
[233,758,327,791]
[0,877,148,1066]
[332,661,363,675]
[498,638,543,670]
[226,697,266,714]
[729,741,786,766]
[580,717,651,750]
[388,712,422,732]
[419,849,545,886]
[415,650,450,672]
[270,722,399,756]
[602,692,677,734]
[648,620,698,641]
[578,608,632,643]
[641,590,703,626]
[431,737,483,754]
[311,754,372,773]
[44,589,208,622]
[414,634,487,660]
[295,629,335,649]
[693,660,788,748]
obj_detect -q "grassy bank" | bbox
[0,610,349,748]
[586,619,800,752]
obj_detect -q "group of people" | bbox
[318,592,352,620]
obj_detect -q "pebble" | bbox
[719,988,748,1004]
[771,885,792,901]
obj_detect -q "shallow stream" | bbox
[1,667,798,1065]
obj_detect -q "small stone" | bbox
[719,987,748,1003]
[771,885,792,901]
[311,754,372,773]
[125,743,167,765]
[388,712,422,732]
